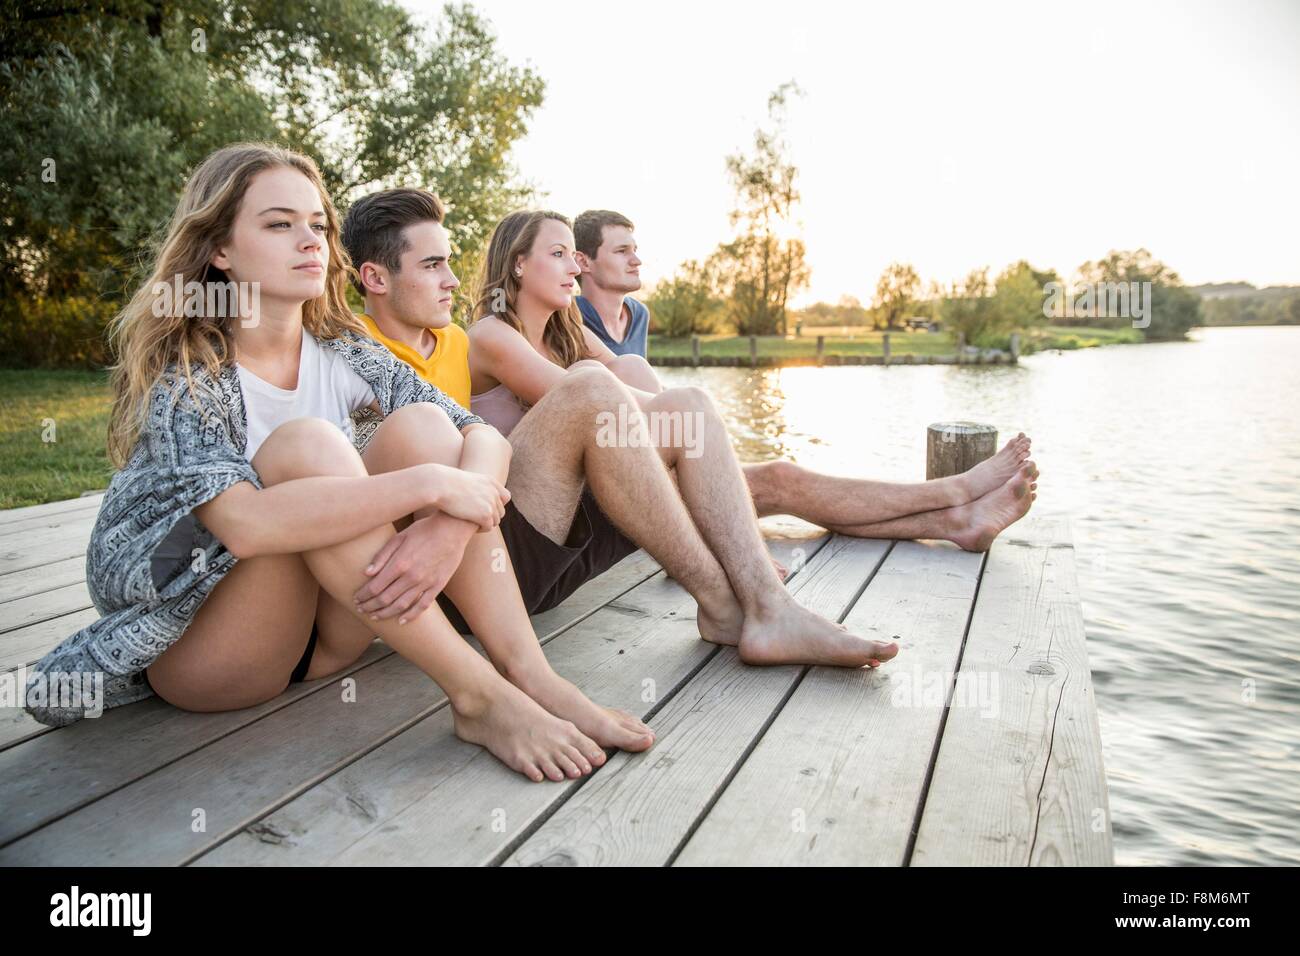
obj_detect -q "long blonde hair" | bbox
[471,210,590,369]
[105,142,368,466]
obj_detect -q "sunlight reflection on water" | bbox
[660,326,1300,866]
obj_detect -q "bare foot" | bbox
[736,597,901,668]
[451,680,607,783]
[949,461,1037,552]
[513,668,655,753]
[956,433,1032,502]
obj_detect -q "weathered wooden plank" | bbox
[0,557,86,605]
[0,641,393,849]
[0,508,97,540]
[672,539,985,866]
[0,678,60,751]
[909,516,1113,866]
[0,608,101,672]
[0,494,103,525]
[0,582,93,635]
[190,537,827,866]
[504,536,889,866]
[0,548,668,862]
[0,525,94,575]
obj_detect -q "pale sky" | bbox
[406,0,1300,306]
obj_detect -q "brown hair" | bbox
[471,210,589,369]
[340,187,446,296]
[105,142,368,466]
[573,209,634,260]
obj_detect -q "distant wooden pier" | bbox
[648,332,1021,368]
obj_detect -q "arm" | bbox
[351,421,513,620]
[471,317,577,407]
[196,459,508,560]
[458,422,511,485]
[474,317,662,412]
[149,369,502,562]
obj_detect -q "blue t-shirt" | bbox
[577,295,649,358]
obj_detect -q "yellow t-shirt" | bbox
[358,313,472,410]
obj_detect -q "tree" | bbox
[645,258,723,337]
[0,1,543,365]
[992,260,1057,331]
[940,267,1003,347]
[793,297,872,328]
[872,262,921,330]
[1075,248,1200,341]
[712,81,809,336]
[711,233,810,336]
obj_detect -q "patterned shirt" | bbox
[24,329,483,727]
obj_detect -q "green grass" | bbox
[0,369,114,509]
[1021,325,1144,350]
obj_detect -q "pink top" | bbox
[470,381,529,436]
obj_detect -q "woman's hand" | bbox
[430,465,511,531]
[353,513,476,624]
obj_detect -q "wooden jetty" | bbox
[0,488,1111,866]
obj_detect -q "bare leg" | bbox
[358,402,654,754]
[506,368,747,648]
[822,465,1040,551]
[149,415,604,784]
[515,370,901,668]
[742,434,1032,529]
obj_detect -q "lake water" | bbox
[659,325,1300,866]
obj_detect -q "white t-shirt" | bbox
[236,328,378,461]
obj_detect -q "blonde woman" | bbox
[25,145,631,784]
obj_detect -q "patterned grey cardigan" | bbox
[24,330,484,727]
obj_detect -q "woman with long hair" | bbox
[25,145,621,784]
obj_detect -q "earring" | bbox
[514,269,522,277]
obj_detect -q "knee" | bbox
[560,364,627,408]
[746,458,799,505]
[566,359,614,377]
[382,401,462,444]
[609,353,653,376]
[252,417,365,484]
[650,385,713,415]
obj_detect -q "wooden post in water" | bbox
[691,335,700,365]
[883,332,891,366]
[749,335,758,368]
[816,335,825,367]
[926,421,997,480]
[1009,332,1021,363]
[955,331,966,365]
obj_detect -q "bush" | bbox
[645,259,725,337]
[0,295,117,369]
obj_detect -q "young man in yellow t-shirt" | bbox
[340,190,472,408]
[340,186,660,755]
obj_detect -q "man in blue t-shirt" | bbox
[573,209,650,357]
